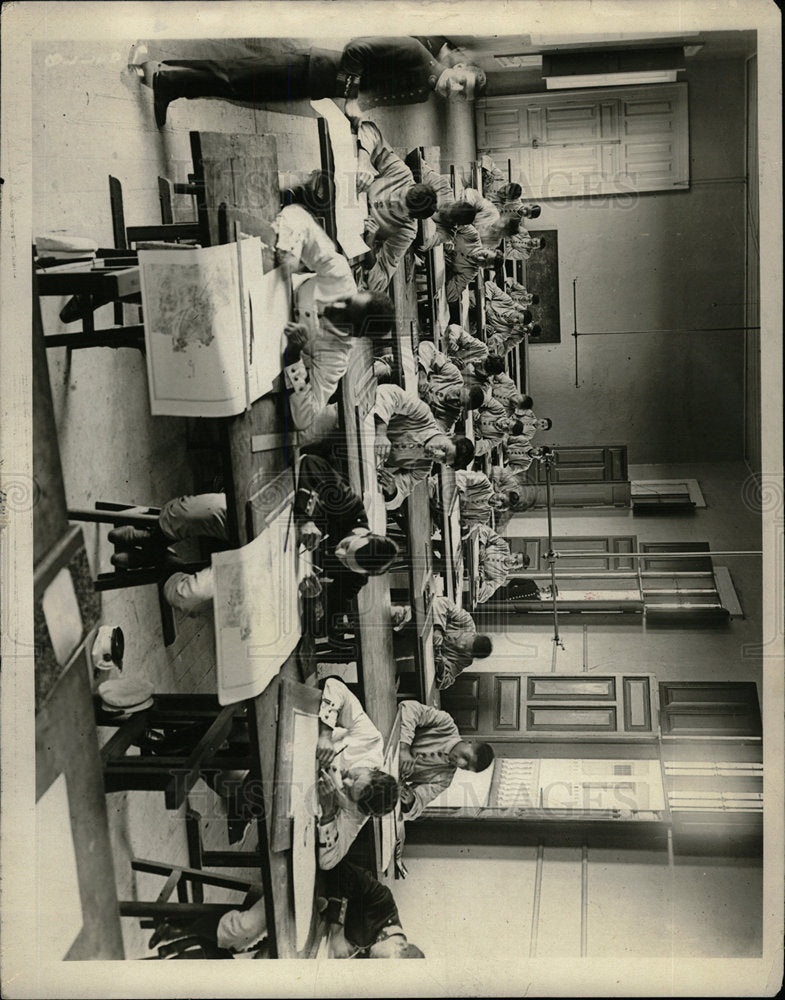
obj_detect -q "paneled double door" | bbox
[475,83,689,198]
[440,673,657,740]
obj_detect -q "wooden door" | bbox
[441,673,657,741]
[476,84,688,198]
[522,445,630,508]
[659,682,762,738]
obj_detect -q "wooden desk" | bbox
[35,642,125,959]
[465,530,481,610]
[405,481,439,707]
[391,265,419,394]
[437,467,464,608]
[374,712,404,883]
[338,339,398,741]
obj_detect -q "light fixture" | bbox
[542,47,686,90]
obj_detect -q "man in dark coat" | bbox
[132,36,486,127]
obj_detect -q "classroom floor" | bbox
[33,37,476,958]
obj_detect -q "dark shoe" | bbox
[152,70,172,128]
[149,920,190,950]
[108,524,166,550]
[110,548,181,571]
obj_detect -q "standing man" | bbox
[397,700,495,820]
[134,36,486,128]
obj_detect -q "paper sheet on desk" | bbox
[140,244,246,417]
[36,774,83,960]
[239,241,291,401]
[290,709,318,952]
[212,503,301,705]
[309,99,370,260]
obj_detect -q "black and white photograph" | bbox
[0,1,782,997]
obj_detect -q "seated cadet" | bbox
[484,279,532,335]
[506,233,547,261]
[415,156,480,251]
[390,595,492,691]
[490,374,529,416]
[469,522,529,603]
[462,354,506,406]
[279,206,395,443]
[397,700,495,820]
[315,677,398,869]
[148,858,423,959]
[504,277,539,308]
[135,36,486,128]
[354,120,439,292]
[487,321,541,358]
[146,680,399,957]
[487,577,554,604]
[518,413,552,442]
[445,238,503,302]
[473,398,523,457]
[416,340,485,431]
[486,180,523,212]
[505,439,551,472]
[373,383,475,509]
[429,470,517,531]
[109,456,398,627]
[444,322,489,369]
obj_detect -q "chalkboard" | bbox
[508,228,560,345]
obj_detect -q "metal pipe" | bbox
[573,327,759,335]
[582,625,589,672]
[572,278,579,387]
[580,845,589,957]
[543,460,561,646]
[553,550,762,560]
[529,844,544,958]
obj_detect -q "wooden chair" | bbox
[95,694,248,809]
[68,500,214,646]
[120,857,265,958]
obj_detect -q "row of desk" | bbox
[34,130,505,958]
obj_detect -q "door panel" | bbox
[659,682,762,738]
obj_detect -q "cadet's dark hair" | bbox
[527,205,542,219]
[542,417,553,430]
[452,435,475,470]
[472,635,493,658]
[350,291,395,337]
[519,395,534,409]
[467,385,485,410]
[356,770,399,817]
[511,420,524,435]
[442,200,478,227]
[405,184,438,219]
[528,293,540,305]
[474,743,495,772]
[528,323,542,337]
[354,535,399,575]
[484,356,505,375]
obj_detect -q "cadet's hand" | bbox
[299,572,323,599]
[355,149,374,194]
[299,520,323,552]
[284,321,309,350]
[316,733,336,766]
[375,432,392,464]
[343,99,363,132]
[317,773,337,820]
[399,744,416,780]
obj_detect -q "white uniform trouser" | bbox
[216,898,268,952]
[158,493,227,614]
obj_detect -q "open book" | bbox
[138,238,290,417]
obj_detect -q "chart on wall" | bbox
[511,229,560,344]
